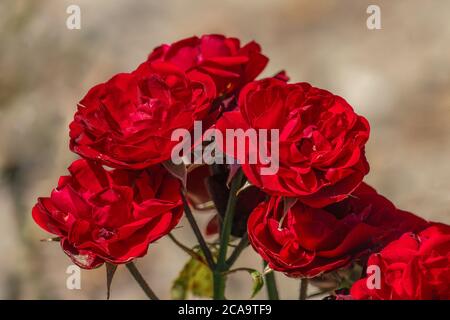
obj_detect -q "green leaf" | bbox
[171,250,213,300]
[222,267,265,298]
[105,263,117,300]
[249,270,264,298]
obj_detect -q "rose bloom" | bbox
[350,224,450,300]
[247,183,428,278]
[216,78,370,208]
[32,159,182,269]
[70,61,216,169]
[147,34,268,96]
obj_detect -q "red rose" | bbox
[247,183,428,277]
[216,78,370,208]
[350,224,450,300]
[32,159,183,269]
[70,61,216,169]
[147,34,268,96]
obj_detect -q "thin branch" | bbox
[299,278,308,300]
[180,189,215,270]
[126,262,159,300]
[221,267,255,276]
[40,237,60,242]
[168,233,207,265]
[225,233,249,267]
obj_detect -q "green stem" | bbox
[213,170,244,300]
[225,233,249,268]
[213,270,226,300]
[263,261,279,300]
[126,262,159,300]
[222,267,255,275]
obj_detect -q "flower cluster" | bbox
[33,34,449,300]
[35,34,267,269]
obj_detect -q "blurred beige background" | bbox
[0,0,449,299]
